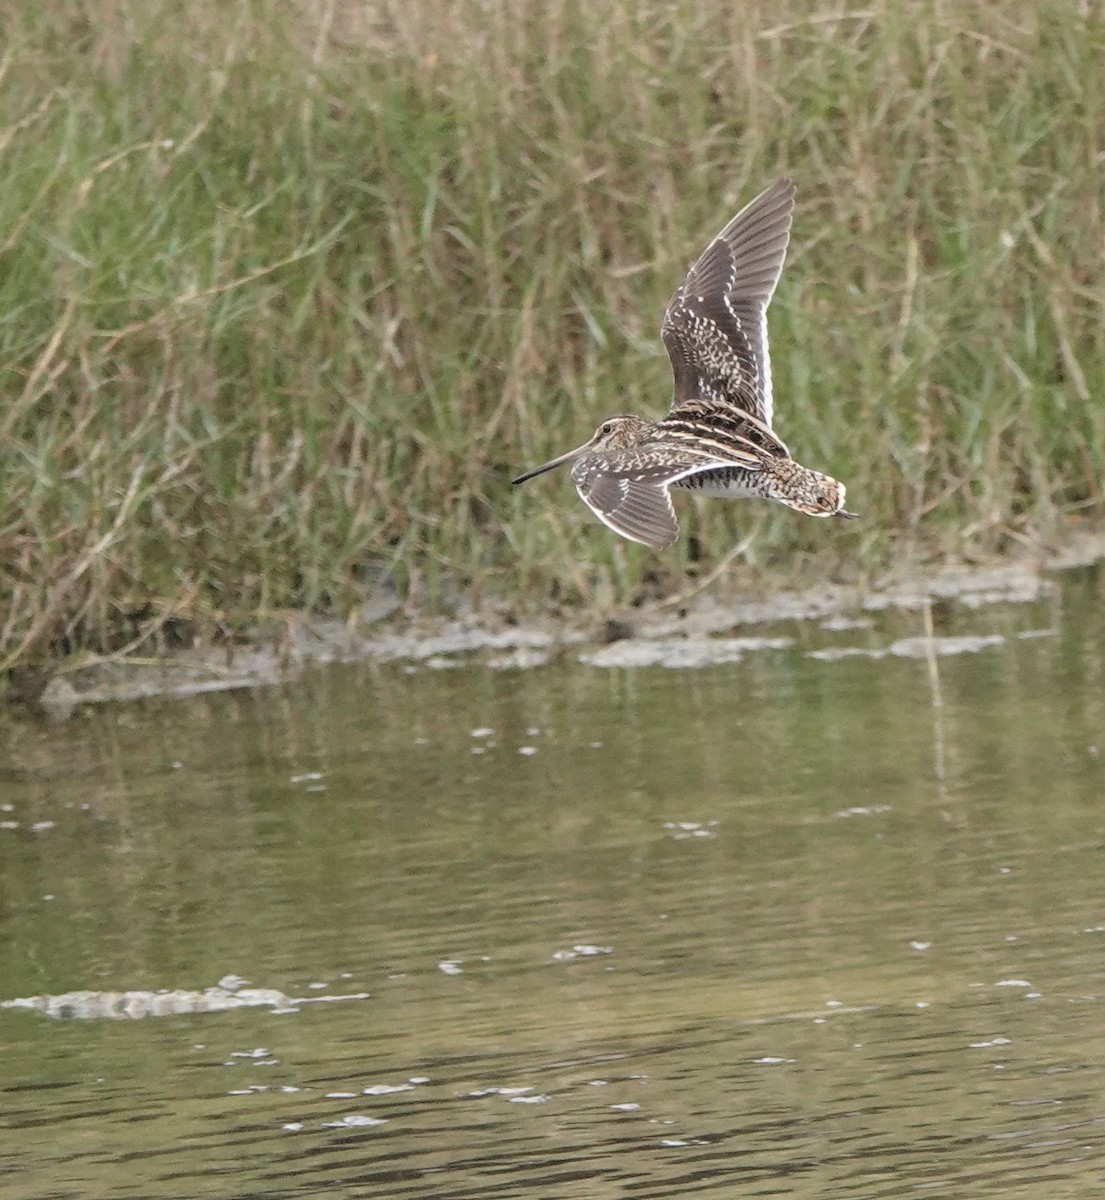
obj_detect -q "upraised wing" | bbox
[660,178,795,429]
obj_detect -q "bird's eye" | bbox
[600,422,613,435]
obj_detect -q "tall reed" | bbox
[2,0,1103,672]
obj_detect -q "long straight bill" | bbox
[511,442,590,485]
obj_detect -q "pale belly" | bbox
[673,468,765,498]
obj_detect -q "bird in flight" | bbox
[512,178,856,547]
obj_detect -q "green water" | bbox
[2,567,1104,1198]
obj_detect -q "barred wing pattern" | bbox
[569,445,740,549]
[660,177,795,429]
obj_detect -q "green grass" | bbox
[2,0,1104,675]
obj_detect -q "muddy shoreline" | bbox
[29,530,1105,712]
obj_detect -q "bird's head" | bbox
[511,415,651,485]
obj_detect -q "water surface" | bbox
[3,566,1104,1197]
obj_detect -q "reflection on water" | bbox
[2,565,1105,1197]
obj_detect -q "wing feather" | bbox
[660,178,795,428]
[568,442,762,548]
[574,471,680,549]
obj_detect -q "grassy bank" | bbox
[2,0,1104,676]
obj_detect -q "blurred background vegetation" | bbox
[1,0,1103,673]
